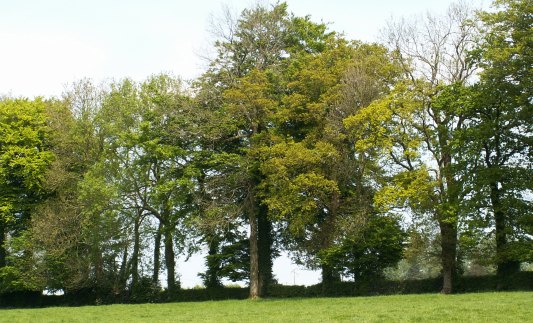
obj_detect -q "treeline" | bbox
[0,0,531,303]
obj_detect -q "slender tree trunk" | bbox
[247,142,263,299]
[94,245,104,300]
[0,221,6,268]
[205,237,222,288]
[131,216,141,290]
[439,220,457,294]
[321,264,340,292]
[438,148,459,294]
[199,171,223,289]
[321,194,340,293]
[258,204,273,296]
[164,229,177,294]
[490,182,520,288]
[249,210,261,299]
[95,248,103,284]
[118,244,129,295]
[152,221,162,284]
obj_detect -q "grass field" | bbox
[1,292,531,322]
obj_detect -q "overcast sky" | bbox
[0,0,489,98]
[1,0,488,287]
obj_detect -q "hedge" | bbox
[1,272,531,308]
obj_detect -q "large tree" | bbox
[258,35,405,288]
[465,0,533,284]
[91,75,197,295]
[197,2,334,298]
[345,2,478,293]
[23,80,117,296]
[0,98,54,292]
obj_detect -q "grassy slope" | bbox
[1,292,532,322]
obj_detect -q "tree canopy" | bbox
[0,0,531,302]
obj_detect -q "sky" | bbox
[1,0,488,287]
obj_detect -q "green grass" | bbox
[1,292,532,322]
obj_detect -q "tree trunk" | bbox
[131,216,141,290]
[247,145,264,299]
[94,244,105,300]
[118,244,129,294]
[258,204,273,296]
[0,221,6,268]
[321,264,340,294]
[198,171,222,289]
[152,221,162,284]
[437,146,459,294]
[439,220,457,294]
[164,229,177,294]
[490,181,520,288]
[321,194,340,293]
[249,210,261,299]
[205,237,222,288]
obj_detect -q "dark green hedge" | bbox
[268,271,533,298]
[1,272,531,308]
[269,272,533,298]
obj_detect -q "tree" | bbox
[387,227,442,280]
[345,2,478,293]
[257,44,346,283]
[259,39,404,289]
[318,214,405,282]
[94,75,197,295]
[26,80,118,296]
[197,2,335,298]
[200,234,251,286]
[0,97,54,291]
[465,0,533,284]
[222,68,278,298]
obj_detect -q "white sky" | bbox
[1,0,488,287]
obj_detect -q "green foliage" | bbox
[385,228,442,280]
[1,0,532,303]
[475,0,532,107]
[0,266,31,294]
[206,238,250,283]
[0,97,56,292]
[460,0,533,274]
[0,98,54,224]
[259,141,340,235]
[26,86,106,293]
[344,2,481,292]
[319,215,405,281]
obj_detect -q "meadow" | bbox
[1,292,531,322]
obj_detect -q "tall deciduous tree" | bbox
[465,0,533,284]
[345,2,478,293]
[0,98,54,291]
[27,80,114,295]
[91,75,197,295]
[259,38,404,289]
[197,2,334,298]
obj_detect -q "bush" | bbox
[129,277,162,303]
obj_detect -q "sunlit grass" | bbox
[1,292,531,322]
